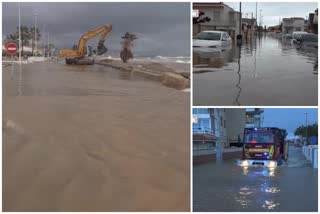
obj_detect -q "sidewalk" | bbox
[193,147,242,165]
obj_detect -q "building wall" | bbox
[209,108,226,139]
[192,108,211,134]
[193,4,240,40]
[225,109,246,144]
[245,108,264,128]
[193,108,252,151]
[282,18,305,34]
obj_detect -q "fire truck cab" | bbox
[238,127,288,168]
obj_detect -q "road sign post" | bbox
[6,43,18,79]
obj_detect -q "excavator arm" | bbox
[59,24,112,64]
[78,24,112,56]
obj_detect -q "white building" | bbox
[245,108,264,128]
[192,108,226,137]
[225,109,246,146]
[193,2,240,39]
[193,108,226,156]
[282,17,305,34]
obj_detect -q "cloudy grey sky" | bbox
[2,2,190,57]
[263,108,318,139]
[225,2,318,27]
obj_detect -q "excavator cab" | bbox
[97,41,108,55]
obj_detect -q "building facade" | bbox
[193,2,240,40]
[192,108,226,156]
[241,18,257,38]
[307,9,318,34]
[282,17,305,34]
[225,109,246,146]
[245,108,264,128]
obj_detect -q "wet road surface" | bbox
[3,61,190,211]
[193,34,318,106]
[193,146,318,212]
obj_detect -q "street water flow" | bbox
[193,34,318,106]
[193,146,318,212]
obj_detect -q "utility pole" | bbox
[255,2,257,31]
[239,2,242,36]
[18,2,21,64]
[42,24,46,57]
[47,32,49,57]
[260,10,262,27]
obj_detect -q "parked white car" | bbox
[193,31,232,48]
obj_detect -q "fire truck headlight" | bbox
[268,161,276,168]
[241,160,249,167]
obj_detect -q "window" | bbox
[194,32,222,41]
[193,108,208,114]
[193,118,211,133]
[244,132,275,144]
[200,118,210,129]
[196,108,209,114]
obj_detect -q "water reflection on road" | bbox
[193,34,318,106]
[193,146,318,212]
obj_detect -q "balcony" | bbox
[193,127,214,135]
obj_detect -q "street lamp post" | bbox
[305,112,308,145]
[34,13,37,57]
[47,32,50,57]
[18,2,21,64]
[259,10,262,30]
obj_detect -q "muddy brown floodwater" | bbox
[3,61,190,211]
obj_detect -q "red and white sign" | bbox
[6,43,18,55]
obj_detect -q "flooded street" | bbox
[3,61,190,211]
[193,146,318,212]
[193,34,318,106]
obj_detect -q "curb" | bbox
[95,61,190,90]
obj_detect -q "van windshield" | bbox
[194,32,221,41]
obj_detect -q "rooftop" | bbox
[193,2,235,10]
[283,17,305,21]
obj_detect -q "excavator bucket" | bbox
[97,43,108,55]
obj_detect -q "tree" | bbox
[30,27,41,56]
[19,25,31,55]
[294,123,318,138]
[5,26,33,56]
[193,11,211,24]
[4,33,18,45]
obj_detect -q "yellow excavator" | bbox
[60,24,112,65]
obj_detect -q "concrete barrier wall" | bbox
[313,149,318,168]
[193,149,216,156]
[302,145,318,168]
[193,151,242,165]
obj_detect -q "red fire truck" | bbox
[237,127,289,168]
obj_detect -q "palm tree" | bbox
[14,25,31,55]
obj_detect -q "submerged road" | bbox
[193,34,318,106]
[3,61,190,211]
[193,146,318,212]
